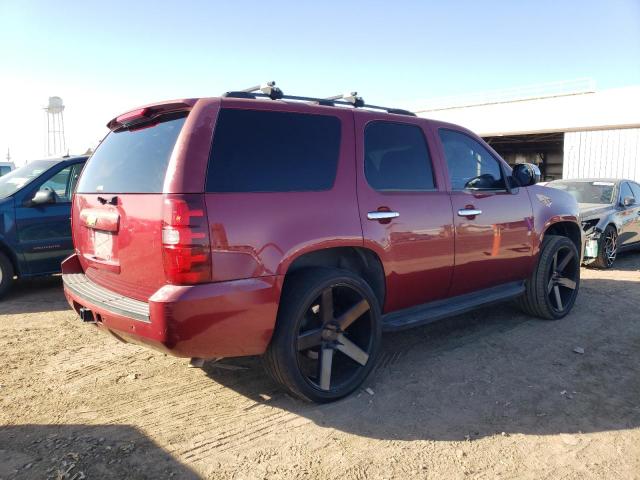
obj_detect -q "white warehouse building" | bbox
[415,80,640,182]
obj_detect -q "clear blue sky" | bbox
[1,0,639,162]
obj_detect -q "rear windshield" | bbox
[548,181,616,204]
[77,115,187,193]
[206,109,341,192]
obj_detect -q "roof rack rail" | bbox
[222,82,415,116]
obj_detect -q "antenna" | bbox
[44,96,67,156]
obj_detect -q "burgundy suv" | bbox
[62,85,583,402]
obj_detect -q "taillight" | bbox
[162,194,212,285]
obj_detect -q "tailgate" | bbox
[72,110,190,301]
[73,194,165,301]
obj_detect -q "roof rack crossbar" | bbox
[222,88,415,116]
[235,81,283,100]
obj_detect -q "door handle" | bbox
[457,209,482,217]
[367,211,400,221]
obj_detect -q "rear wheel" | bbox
[264,268,381,403]
[519,235,580,320]
[591,224,618,269]
[0,251,15,299]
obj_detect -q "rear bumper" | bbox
[61,254,283,358]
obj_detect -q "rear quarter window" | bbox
[77,115,186,194]
[206,109,341,192]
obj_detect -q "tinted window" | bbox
[0,166,11,176]
[629,182,640,201]
[39,166,73,202]
[77,115,186,193]
[207,109,341,192]
[364,122,435,191]
[439,129,505,190]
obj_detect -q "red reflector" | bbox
[116,107,149,124]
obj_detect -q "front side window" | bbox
[620,182,634,204]
[206,109,341,192]
[439,129,506,191]
[364,121,435,191]
[38,166,73,202]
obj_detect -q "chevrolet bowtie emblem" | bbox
[86,214,98,226]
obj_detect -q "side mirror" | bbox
[622,196,635,207]
[512,163,541,187]
[30,189,56,206]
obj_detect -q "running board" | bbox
[382,281,525,332]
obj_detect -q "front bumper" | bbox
[581,222,602,264]
[61,254,283,358]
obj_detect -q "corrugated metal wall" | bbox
[564,128,640,181]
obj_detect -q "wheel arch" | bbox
[542,220,582,255]
[281,246,386,310]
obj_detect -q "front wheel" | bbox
[263,268,382,403]
[591,224,618,269]
[518,235,580,320]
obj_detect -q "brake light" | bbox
[116,108,148,124]
[162,195,212,285]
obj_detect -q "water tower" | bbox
[44,96,66,156]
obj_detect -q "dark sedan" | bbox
[547,178,640,268]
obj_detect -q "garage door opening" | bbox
[484,132,564,181]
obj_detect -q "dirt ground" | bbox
[1,254,639,480]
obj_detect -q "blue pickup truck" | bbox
[0,156,88,297]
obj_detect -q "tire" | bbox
[590,224,618,269]
[518,235,580,320]
[263,268,382,403]
[0,251,15,299]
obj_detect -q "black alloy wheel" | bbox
[296,283,375,392]
[264,268,381,403]
[546,244,580,314]
[518,235,581,320]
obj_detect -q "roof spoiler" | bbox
[107,100,195,131]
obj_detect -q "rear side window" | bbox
[206,109,341,192]
[364,122,435,191]
[77,115,186,193]
[629,182,640,201]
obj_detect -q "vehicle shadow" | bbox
[203,273,640,442]
[0,424,201,480]
[1,276,70,314]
